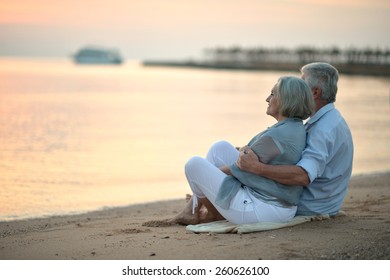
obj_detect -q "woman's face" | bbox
[266,84,282,120]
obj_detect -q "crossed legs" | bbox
[168,141,239,225]
[142,141,239,227]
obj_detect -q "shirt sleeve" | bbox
[250,136,283,164]
[297,126,331,184]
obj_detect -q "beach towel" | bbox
[186,214,334,234]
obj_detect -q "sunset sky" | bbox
[0,0,389,59]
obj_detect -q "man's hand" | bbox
[237,147,310,186]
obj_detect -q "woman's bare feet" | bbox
[147,199,225,226]
[164,196,203,225]
[198,209,225,224]
[142,195,201,227]
[142,195,225,227]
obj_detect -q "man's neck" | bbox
[314,100,329,114]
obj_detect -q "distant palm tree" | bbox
[203,45,390,66]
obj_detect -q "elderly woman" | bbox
[159,76,314,226]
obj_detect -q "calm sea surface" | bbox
[0,58,389,221]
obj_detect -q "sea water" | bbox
[0,58,389,221]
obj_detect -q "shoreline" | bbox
[1,170,388,224]
[142,60,390,77]
[1,171,389,260]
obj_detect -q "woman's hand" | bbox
[236,147,262,175]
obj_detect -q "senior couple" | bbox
[159,62,354,226]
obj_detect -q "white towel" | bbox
[186,214,332,234]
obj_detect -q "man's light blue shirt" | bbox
[297,103,354,216]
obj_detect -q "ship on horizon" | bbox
[73,46,123,65]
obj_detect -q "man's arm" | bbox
[236,148,310,187]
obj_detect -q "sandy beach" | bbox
[0,172,389,260]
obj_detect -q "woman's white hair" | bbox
[276,76,314,120]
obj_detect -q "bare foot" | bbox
[168,204,225,225]
[143,195,220,227]
[167,211,200,226]
[198,208,225,224]
[142,212,201,227]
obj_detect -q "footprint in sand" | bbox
[142,219,176,227]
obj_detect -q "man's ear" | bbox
[312,87,322,100]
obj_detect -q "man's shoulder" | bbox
[311,106,348,130]
[307,107,353,148]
